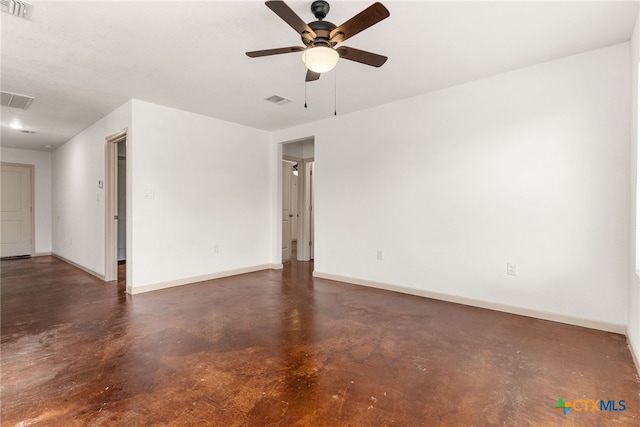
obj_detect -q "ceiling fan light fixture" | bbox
[302,46,339,73]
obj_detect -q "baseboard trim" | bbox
[130,263,281,295]
[33,252,52,257]
[52,253,105,280]
[628,334,640,376]
[313,271,626,335]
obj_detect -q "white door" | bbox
[1,164,32,257]
[117,156,126,261]
[290,170,299,248]
[282,160,292,261]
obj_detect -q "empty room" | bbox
[2,0,640,425]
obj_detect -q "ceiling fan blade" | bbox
[330,2,389,43]
[246,46,305,58]
[266,1,317,42]
[336,46,387,67]
[306,70,321,82]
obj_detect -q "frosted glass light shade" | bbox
[301,47,339,73]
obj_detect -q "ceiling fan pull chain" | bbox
[304,56,308,108]
[334,65,337,116]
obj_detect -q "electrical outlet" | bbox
[213,245,219,254]
[507,263,517,276]
[377,249,383,261]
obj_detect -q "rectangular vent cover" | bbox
[0,0,30,18]
[1,91,34,110]
[265,95,292,105]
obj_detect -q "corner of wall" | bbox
[628,7,640,375]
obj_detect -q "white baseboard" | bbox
[628,334,640,376]
[130,263,282,295]
[33,252,52,257]
[52,253,105,280]
[313,271,626,335]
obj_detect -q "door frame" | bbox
[104,129,127,282]
[280,151,314,262]
[0,162,35,256]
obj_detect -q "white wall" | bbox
[45,40,633,340]
[274,43,631,330]
[629,10,640,368]
[51,101,132,276]
[0,147,52,254]
[128,100,272,292]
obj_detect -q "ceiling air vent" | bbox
[1,91,34,110]
[265,95,292,106]
[0,0,30,18]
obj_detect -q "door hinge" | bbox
[309,241,312,247]
[114,215,118,220]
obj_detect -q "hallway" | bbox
[1,256,639,425]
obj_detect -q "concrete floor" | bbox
[1,256,639,426]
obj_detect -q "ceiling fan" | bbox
[246,0,390,82]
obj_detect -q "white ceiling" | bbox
[1,0,638,152]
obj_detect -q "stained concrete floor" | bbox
[1,256,639,426]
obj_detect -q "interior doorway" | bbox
[116,141,127,280]
[282,159,298,262]
[105,129,127,283]
[116,141,127,264]
[0,163,34,258]
[281,138,314,263]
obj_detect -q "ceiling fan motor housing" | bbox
[303,20,337,47]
